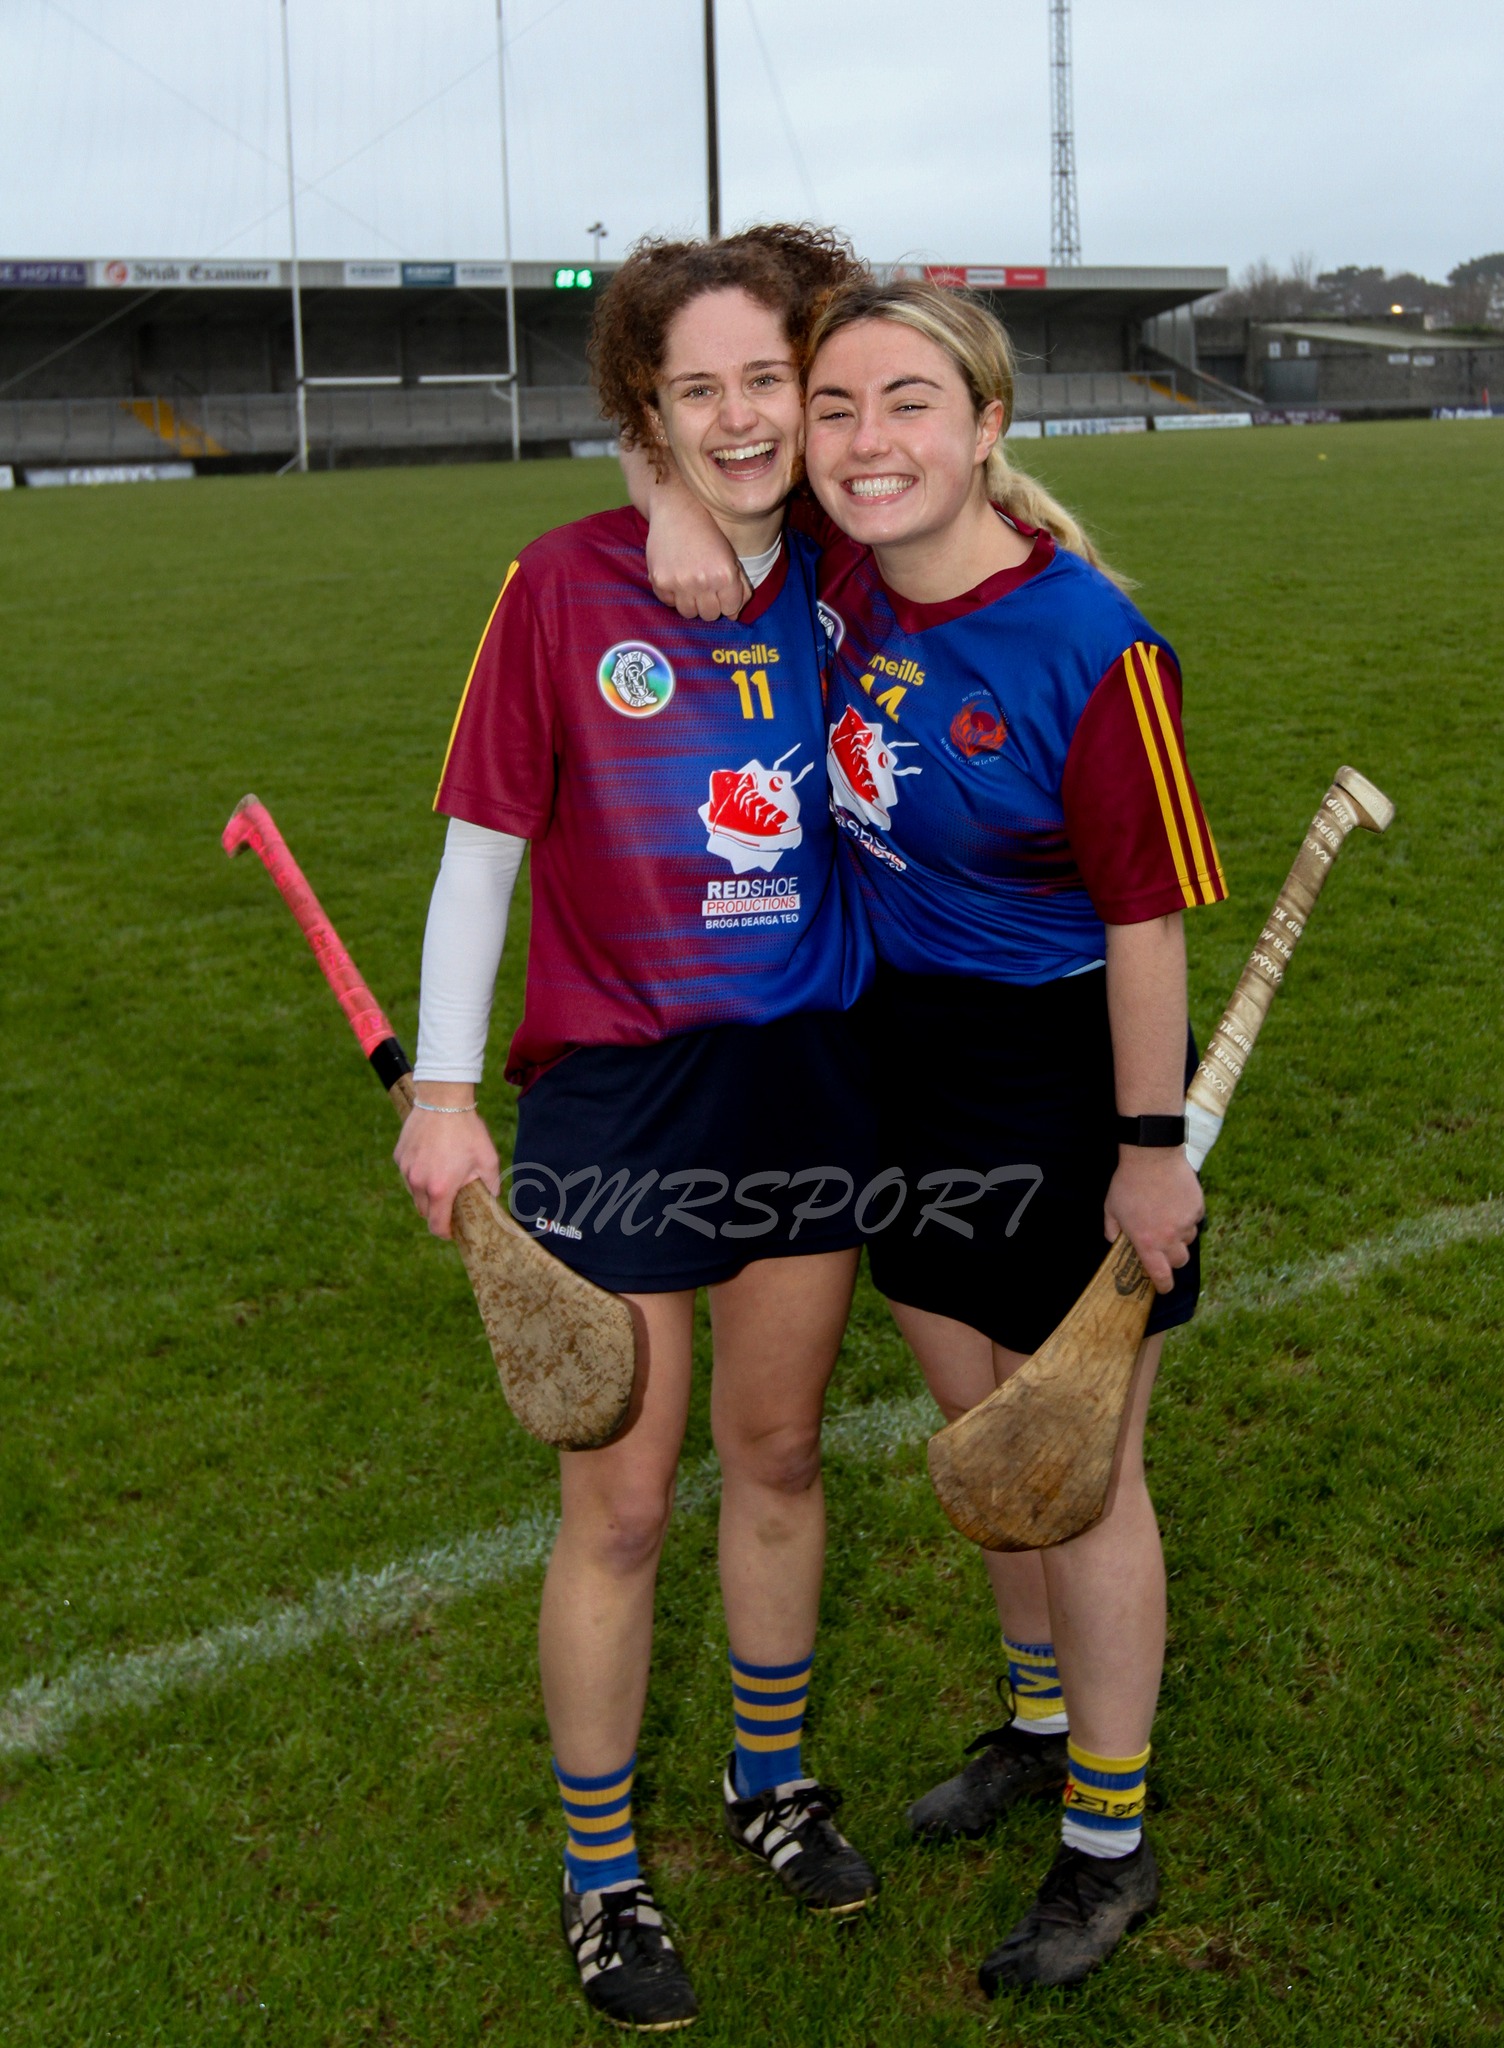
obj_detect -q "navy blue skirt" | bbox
[861,965,1202,1354]
[510,1009,877,1292]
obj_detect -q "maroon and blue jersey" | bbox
[810,510,1227,983]
[436,506,872,1087]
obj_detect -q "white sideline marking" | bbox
[3,1203,1498,1760]
[1202,1198,1504,1317]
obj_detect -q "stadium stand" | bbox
[0,258,1231,471]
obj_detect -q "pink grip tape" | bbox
[223,795,396,1057]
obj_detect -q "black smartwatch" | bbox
[1116,1114,1187,1148]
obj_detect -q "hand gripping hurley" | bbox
[223,796,637,1451]
[925,766,1395,1553]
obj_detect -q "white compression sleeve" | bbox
[413,816,526,1084]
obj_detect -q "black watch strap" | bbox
[1116,1113,1187,1148]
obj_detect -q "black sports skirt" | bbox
[860,964,1201,1354]
[510,1008,876,1293]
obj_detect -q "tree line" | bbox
[1209,254,1504,330]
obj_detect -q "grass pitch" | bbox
[2,421,1502,2045]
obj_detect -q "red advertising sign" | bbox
[921,265,1050,291]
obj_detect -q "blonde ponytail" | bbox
[805,279,1127,589]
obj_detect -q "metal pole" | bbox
[278,0,309,471]
[704,0,720,238]
[495,0,521,462]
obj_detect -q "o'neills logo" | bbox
[712,643,780,665]
[868,652,925,686]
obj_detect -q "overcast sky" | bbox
[2,0,1499,282]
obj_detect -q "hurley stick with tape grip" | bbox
[926,765,1394,1553]
[223,795,637,1451]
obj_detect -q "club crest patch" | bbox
[947,693,1009,762]
[598,640,675,717]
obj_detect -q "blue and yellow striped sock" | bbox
[1004,1636,1069,1735]
[730,1650,812,1797]
[554,1755,639,1895]
[1060,1739,1150,1860]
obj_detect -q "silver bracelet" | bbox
[410,1097,479,1115]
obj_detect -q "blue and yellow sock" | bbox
[554,1754,639,1894]
[1060,1739,1150,1860]
[730,1650,812,1797]
[1004,1635,1069,1735]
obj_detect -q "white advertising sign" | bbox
[1044,415,1148,437]
[455,262,512,288]
[25,463,195,488]
[97,259,282,288]
[343,261,401,288]
[1154,412,1254,432]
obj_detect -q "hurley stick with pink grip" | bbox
[223,796,637,1450]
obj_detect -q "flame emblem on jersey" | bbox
[950,701,1009,758]
[827,704,921,831]
[598,639,675,717]
[698,745,813,873]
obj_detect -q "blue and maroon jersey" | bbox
[436,505,871,1087]
[809,508,1227,983]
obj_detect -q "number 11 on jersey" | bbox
[731,668,774,720]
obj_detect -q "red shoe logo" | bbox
[698,746,812,873]
[827,704,920,831]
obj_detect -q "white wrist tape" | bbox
[1184,1097,1224,1174]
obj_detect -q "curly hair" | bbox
[589,224,866,467]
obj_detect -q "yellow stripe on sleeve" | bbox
[1122,645,1195,908]
[1141,642,1219,905]
[433,558,519,808]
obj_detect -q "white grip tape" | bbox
[1184,1098,1224,1174]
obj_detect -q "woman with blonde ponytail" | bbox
[643,272,1229,2003]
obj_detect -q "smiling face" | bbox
[649,287,802,553]
[804,318,1003,551]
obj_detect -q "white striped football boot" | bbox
[721,1759,879,1914]
[560,1877,698,2031]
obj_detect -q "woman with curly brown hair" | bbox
[395,227,880,2032]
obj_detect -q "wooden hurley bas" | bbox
[926,765,1395,1554]
[223,796,637,1452]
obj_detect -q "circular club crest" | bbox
[598,640,675,718]
[946,691,1009,763]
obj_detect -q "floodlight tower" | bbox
[1048,0,1082,269]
